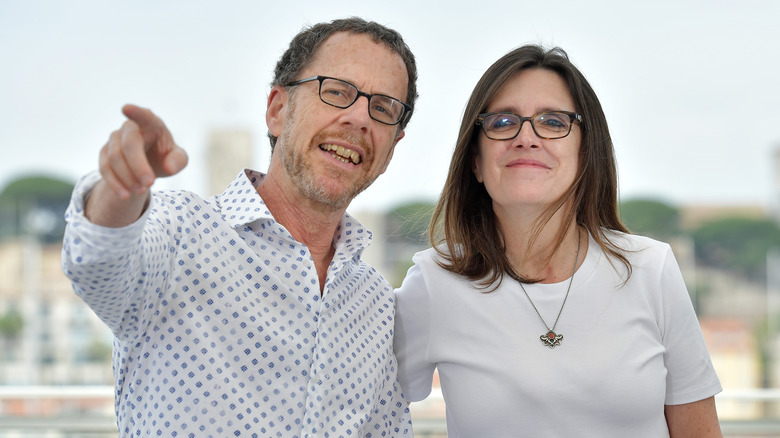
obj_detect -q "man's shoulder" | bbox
[153,188,213,206]
[149,188,217,216]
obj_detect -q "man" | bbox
[61,17,417,437]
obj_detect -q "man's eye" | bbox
[321,84,353,104]
[372,103,389,114]
[324,88,346,98]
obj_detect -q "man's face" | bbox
[267,32,408,210]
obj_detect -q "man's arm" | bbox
[86,104,188,227]
[665,396,722,438]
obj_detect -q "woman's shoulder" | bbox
[410,245,477,282]
[601,229,671,253]
[411,246,448,268]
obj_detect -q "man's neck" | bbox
[256,173,346,294]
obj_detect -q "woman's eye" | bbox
[538,114,567,129]
[490,117,517,129]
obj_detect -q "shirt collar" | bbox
[218,169,275,229]
[218,168,374,254]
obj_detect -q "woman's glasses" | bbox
[476,111,582,140]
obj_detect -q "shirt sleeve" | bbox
[659,246,723,405]
[393,251,437,402]
[61,170,163,334]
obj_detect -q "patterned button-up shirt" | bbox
[62,169,412,438]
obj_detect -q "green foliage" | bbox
[620,198,680,240]
[386,200,435,245]
[0,176,74,202]
[382,200,436,287]
[0,310,23,338]
[391,258,417,289]
[693,217,780,282]
[0,175,75,242]
[86,339,114,362]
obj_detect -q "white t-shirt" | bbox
[394,231,721,438]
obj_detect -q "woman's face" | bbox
[472,68,581,215]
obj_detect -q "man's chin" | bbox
[304,184,360,211]
[290,162,375,211]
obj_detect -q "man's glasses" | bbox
[286,75,412,126]
[475,111,583,140]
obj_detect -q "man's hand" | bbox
[86,105,188,227]
[100,104,188,199]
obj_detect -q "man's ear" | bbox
[394,129,405,145]
[266,85,287,137]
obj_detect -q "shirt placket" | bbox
[300,253,349,438]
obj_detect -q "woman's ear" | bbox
[472,151,484,183]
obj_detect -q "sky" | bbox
[2,0,780,215]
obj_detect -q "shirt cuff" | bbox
[63,170,153,260]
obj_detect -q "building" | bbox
[206,129,253,196]
[0,238,113,385]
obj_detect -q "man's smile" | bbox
[320,143,362,165]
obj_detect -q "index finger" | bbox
[121,104,169,144]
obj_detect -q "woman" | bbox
[393,45,722,437]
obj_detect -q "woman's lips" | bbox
[506,159,550,169]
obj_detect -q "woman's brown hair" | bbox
[430,44,631,288]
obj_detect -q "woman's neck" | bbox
[500,211,584,284]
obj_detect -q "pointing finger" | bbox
[121,104,167,139]
[120,104,184,178]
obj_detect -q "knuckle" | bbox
[105,144,123,163]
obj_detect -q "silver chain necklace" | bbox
[517,229,581,348]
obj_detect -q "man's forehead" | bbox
[305,32,408,96]
[315,31,381,54]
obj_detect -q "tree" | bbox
[86,339,114,362]
[619,198,680,240]
[0,309,23,338]
[0,309,23,361]
[382,200,435,286]
[692,217,780,283]
[385,200,435,246]
[0,175,75,243]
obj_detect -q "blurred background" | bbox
[2,0,780,436]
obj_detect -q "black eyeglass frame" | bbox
[475,111,583,140]
[285,75,413,126]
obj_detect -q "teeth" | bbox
[321,144,361,164]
